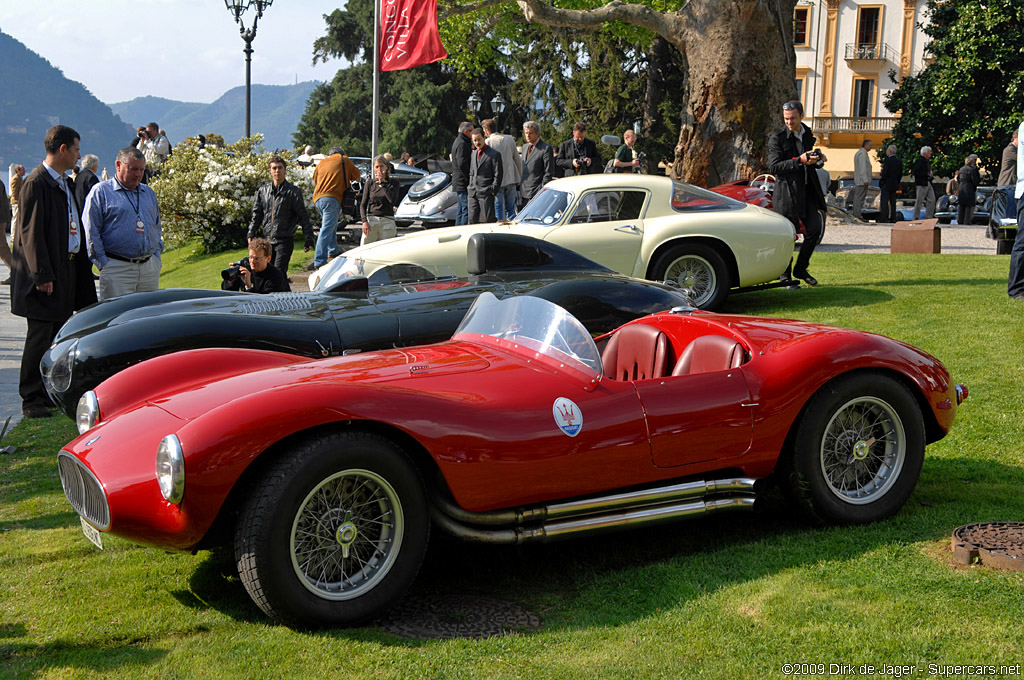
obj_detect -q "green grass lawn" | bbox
[2,252,1023,679]
[158,230,316,289]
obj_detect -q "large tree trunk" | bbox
[515,0,798,184]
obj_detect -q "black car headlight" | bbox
[156,435,185,504]
[76,391,100,434]
[45,338,79,394]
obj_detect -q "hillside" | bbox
[111,82,318,152]
[0,30,133,173]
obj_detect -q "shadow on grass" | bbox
[167,455,1024,643]
[0,638,169,676]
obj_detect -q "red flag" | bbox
[379,0,448,72]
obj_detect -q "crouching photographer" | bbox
[221,238,290,293]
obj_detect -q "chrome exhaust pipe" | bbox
[432,477,758,528]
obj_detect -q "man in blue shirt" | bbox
[84,147,163,300]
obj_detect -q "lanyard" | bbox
[115,178,142,219]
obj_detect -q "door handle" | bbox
[614,224,640,233]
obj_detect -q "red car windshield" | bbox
[671,181,745,212]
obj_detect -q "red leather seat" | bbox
[671,335,745,376]
[601,324,670,381]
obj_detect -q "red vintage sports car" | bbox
[58,294,966,628]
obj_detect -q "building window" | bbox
[793,6,811,47]
[852,78,875,117]
[857,6,881,49]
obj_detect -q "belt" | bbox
[107,252,152,264]
[67,252,77,261]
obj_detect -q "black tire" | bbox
[782,372,925,525]
[650,244,730,311]
[235,430,429,628]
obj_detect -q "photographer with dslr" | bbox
[767,100,827,287]
[556,122,602,177]
[222,238,289,293]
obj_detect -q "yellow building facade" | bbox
[794,0,931,178]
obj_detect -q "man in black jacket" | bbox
[451,122,473,225]
[911,146,935,220]
[520,120,554,207]
[222,238,289,294]
[11,125,97,418]
[247,156,311,276]
[74,154,101,209]
[468,128,502,223]
[766,101,826,287]
[956,154,982,225]
[556,122,602,177]
[879,145,903,222]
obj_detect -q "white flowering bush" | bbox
[152,136,318,253]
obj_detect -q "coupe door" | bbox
[546,189,648,275]
[635,369,754,468]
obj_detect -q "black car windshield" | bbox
[671,181,745,212]
[514,188,574,224]
[454,292,602,376]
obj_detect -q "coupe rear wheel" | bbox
[650,244,729,311]
[235,431,429,628]
[784,372,925,524]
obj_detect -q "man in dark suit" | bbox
[520,120,554,207]
[468,128,502,224]
[879,145,903,222]
[766,100,826,287]
[556,122,602,177]
[450,122,473,225]
[74,154,101,209]
[10,125,97,418]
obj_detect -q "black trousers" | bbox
[880,187,898,222]
[271,238,294,276]
[20,317,63,409]
[468,191,495,224]
[786,208,823,276]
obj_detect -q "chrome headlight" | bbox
[45,338,79,394]
[156,435,185,504]
[76,391,100,434]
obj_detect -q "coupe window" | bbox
[514,188,573,225]
[568,190,647,223]
[671,181,745,212]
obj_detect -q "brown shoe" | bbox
[22,403,52,419]
[1,278,10,285]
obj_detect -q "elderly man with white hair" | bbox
[75,154,101,210]
[911,146,935,220]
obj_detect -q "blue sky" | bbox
[0,0,347,104]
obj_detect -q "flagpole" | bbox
[371,0,381,158]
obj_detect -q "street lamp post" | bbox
[466,92,507,122]
[224,0,273,140]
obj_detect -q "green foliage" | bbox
[151,136,317,254]
[885,0,1024,180]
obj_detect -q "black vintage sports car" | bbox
[42,233,695,417]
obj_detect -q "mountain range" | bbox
[0,28,318,177]
[110,81,319,152]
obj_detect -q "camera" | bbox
[221,263,241,282]
[808,148,825,168]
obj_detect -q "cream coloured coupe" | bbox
[315,174,796,310]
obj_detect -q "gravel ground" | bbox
[819,213,995,255]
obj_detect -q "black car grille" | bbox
[58,452,110,530]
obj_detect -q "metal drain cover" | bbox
[378,594,541,639]
[951,522,1024,571]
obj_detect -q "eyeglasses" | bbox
[782,101,802,111]
[249,254,269,262]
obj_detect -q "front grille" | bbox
[58,452,110,530]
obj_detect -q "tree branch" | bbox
[512,0,684,42]
[441,0,510,18]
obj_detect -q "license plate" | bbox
[80,517,103,549]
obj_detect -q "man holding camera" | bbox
[556,123,602,177]
[222,237,289,293]
[767,100,827,287]
[136,122,170,166]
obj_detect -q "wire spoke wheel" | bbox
[819,396,906,505]
[664,255,716,307]
[651,244,729,311]
[290,469,404,600]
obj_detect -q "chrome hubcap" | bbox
[820,396,906,504]
[664,256,714,306]
[290,469,404,600]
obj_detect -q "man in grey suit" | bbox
[468,128,502,224]
[520,120,554,208]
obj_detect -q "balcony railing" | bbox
[810,117,897,134]
[844,42,900,64]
